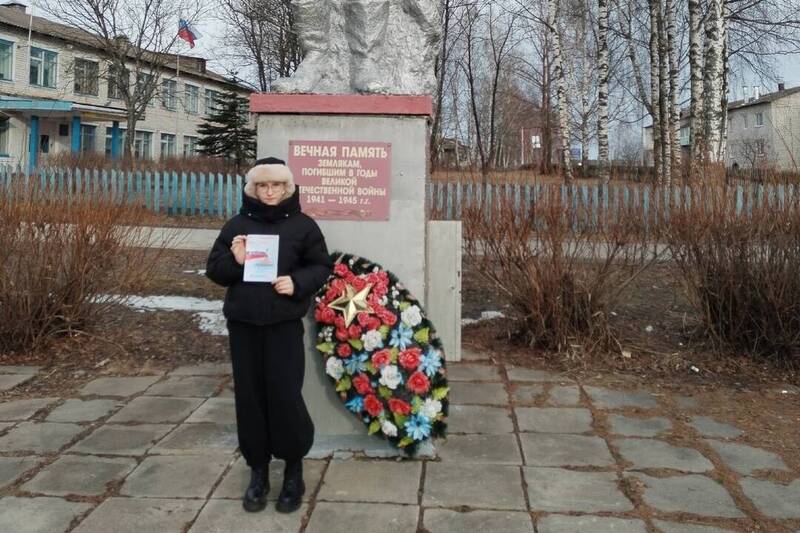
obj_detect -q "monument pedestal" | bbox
[250,94,460,456]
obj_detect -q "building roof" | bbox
[0,3,249,92]
[728,85,800,111]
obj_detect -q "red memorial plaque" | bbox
[288,140,392,220]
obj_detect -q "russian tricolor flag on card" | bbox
[178,19,200,48]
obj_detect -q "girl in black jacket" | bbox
[206,157,333,514]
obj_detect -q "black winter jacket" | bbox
[205,188,333,325]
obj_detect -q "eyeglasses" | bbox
[256,182,285,191]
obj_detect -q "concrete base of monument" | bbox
[307,435,437,459]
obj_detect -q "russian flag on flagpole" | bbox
[178,19,200,48]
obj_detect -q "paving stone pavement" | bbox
[0,359,797,532]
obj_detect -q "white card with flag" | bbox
[243,234,279,283]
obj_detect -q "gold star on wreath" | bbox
[328,283,375,328]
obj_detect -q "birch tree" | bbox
[703,0,726,162]
[548,0,574,182]
[597,0,611,182]
[688,0,704,173]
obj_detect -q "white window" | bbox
[73,58,99,95]
[29,47,57,88]
[136,72,155,107]
[743,115,749,129]
[185,84,199,114]
[0,38,13,82]
[133,130,152,159]
[108,64,129,99]
[755,112,764,127]
[679,126,690,146]
[80,124,96,152]
[183,135,198,156]
[160,133,176,158]
[204,89,220,115]
[162,79,177,110]
[0,117,9,156]
[104,126,127,155]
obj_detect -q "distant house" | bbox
[0,2,252,171]
[642,84,800,172]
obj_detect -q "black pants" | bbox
[227,319,315,468]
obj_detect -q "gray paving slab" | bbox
[318,459,421,504]
[524,467,633,512]
[0,422,11,432]
[0,456,41,488]
[515,407,593,433]
[45,399,120,423]
[584,386,659,409]
[0,421,84,453]
[546,385,581,406]
[449,381,508,405]
[631,473,744,517]
[460,347,491,361]
[0,373,34,391]
[511,384,545,404]
[305,502,419,533]
[436,434,522,464]
[505,366,564,382]
[537,515,647,533]
[185,397,236,423]
[676,396,699,409]
[739,478,800,519]
[149,422,237,455]
[68,423,175,455]
[120,454,230,498]
[653,520,736,533]
[306,434,436,459]
[0,365,40,374]
[423,462,527,510]
[216,383,234,398]
[21,455,137,496]
[705,440,789,475]
[423,509,533,533]
[170,362,230,376]
[519,433,615,467]
[211,457,325,501]
[447,363,501,382]
[73,497,204,533]
[107,396,203,423]
[448,405,514,434]
[79,375,162,397]
[689,417,743,439]
[608,415,672,437]
[189,499,307,532]
[0,397,58,421]
[614,438,713,472]
[0,496,93,533]
[144,375,221,397]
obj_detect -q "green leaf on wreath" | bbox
[432,386,450,400]
[378,386,392,399]
[348,338,363,350]
[379,325,390,339]
[368,420,381,435]
[389,347,399,363]
[398,301,411,311]
[316,342,335,354]
[365,361,376,375]
[413,328,430,345]
[398,436,414,447]
[393,413,408,427]
[411,396,422,414]
[335,376,351,392]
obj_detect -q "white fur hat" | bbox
[244,162,295,200]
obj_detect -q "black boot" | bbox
[242,465,269,512]
[276,460,304,513]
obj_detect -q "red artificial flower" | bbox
[348,324,362,339]
[388,398,412,415]
[315,305,337,324]
[398,347,422,370]
[406,371,430,394]
[335,328,349,342]
[378,309,398,326]
[351,276,368,291]
[337,343,352,358]
[364,316,382,331]
[334,316,346,330]
[364,394,384,417]
[334,263,351,277]
[371,349,391,368]
[352,373,372,395]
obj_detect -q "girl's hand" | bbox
[273,276,295,296]
[231,235,247,265]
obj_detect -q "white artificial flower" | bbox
[325,357,345,380]
[381,419,398,437]
[379,365,402,390]
[362,330,383,352]
[420,398,442,419]
[401,305,423,327]
[379,295,388,306]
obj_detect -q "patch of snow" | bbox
[461,310,505,326]
[196,311,228,336]
[183,269,207,275]
[121,294,222,312]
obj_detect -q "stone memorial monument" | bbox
[251,0,461,457]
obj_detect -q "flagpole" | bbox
[175,44,180,157]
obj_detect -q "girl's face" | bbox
[256,181,285,205]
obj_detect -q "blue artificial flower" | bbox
[345,396,364,413]
[419,346,443,377]
[389,324,414,350]
[404,413,432,441]
[344,352,368,375]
